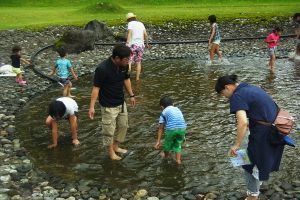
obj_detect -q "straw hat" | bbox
[126,12,136,19]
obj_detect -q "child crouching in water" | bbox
[154,96,187,164]
[265,27,283,72]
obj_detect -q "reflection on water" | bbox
[17,58,300,194]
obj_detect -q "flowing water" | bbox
[17,58,300,194]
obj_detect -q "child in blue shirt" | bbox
[155,96,187,164]
[50,48,78,97]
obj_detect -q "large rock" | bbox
[55,30,96,53]
[84,20,113,40]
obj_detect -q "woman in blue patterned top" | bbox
[154,96,187,164]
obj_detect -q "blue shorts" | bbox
[59,78,70,86]
[268,47,276,57]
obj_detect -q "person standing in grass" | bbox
[50,48,78,97]
[10,45,31,85]
[154,96,187,165]
[207,15,223,65]
[126,12,150,81]
[265,27,282,72]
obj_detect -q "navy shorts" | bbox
[59,78,70,86]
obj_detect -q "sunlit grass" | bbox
[0,0,298,30]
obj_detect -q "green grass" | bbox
[0,0,298,30]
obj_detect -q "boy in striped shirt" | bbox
[155,96,187,164]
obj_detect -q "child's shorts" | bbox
[268,47,276,57]
[163,129,186,153]
[212,39,221,45]
[12,67,22,74]
[59,78,70,86]
[130,44,144,63]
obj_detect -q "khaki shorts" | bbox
[100,102,128,146]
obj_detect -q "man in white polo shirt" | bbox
[126,12,150,81]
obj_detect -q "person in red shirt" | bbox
[265,27,283,72]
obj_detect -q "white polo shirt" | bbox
[56,97,78,118]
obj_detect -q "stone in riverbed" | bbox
[135,189,148,197]
[16,163,32,173]
[0,193,9,200]
[55,30,96,54]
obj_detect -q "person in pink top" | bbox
[265,27,283,72]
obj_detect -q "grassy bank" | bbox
[0,0,298,30]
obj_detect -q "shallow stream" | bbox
[17,57,300,194]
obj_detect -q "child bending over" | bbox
[155,96,187,164]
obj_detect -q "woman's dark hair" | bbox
[112,44,131,59]
[160,96,173,108]
[57,47,67,58]
[208,15,217,24]
[273,26,283,33]
[12,45,21,53]
[48,100,66,119]
[215,74,238,94]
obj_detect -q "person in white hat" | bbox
[125,12,149,81]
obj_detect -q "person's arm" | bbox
[265,34,276,43]
[20,57,31,66]
[126,29,132,46]
[295,26,300,39]
[88,86,100,119]
[155,123,164,149]
[50,66,56,75]
[124,78,136,107]
[230,110,248,156]
[70,67,78,80]
[69,114,78,141]
[208,25,215,47]
[144,29,150,48]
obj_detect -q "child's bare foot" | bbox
[110,154,122,160]
[68,95,76,98]
[115,147,127,154]
[47,143,58,149]
[72,139,80,146]
[176,160,182,165]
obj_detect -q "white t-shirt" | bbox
[56,97,78,117]
[127,21,146,47]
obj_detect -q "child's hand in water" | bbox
[154,141,161,149]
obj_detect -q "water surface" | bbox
[17,58,300,194]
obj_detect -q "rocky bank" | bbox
[0,17,299,200]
